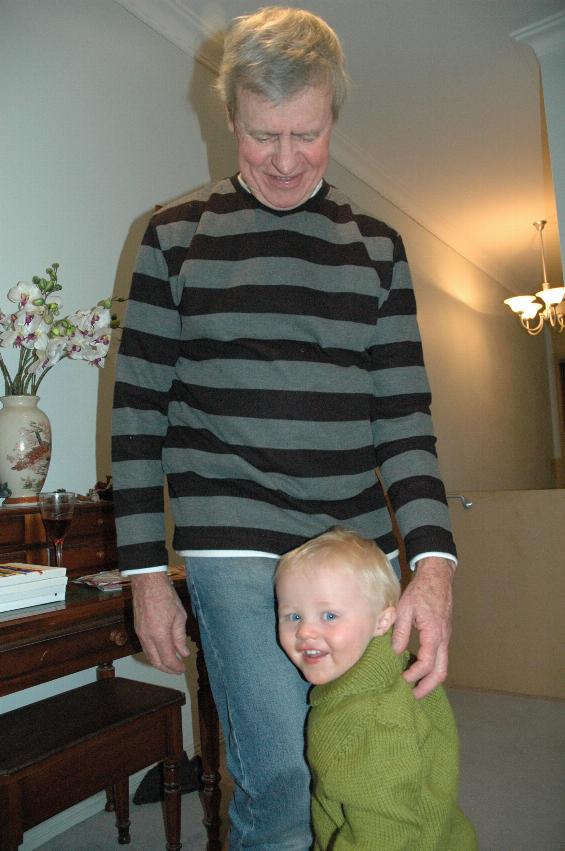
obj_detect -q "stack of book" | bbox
[0,563,68,613]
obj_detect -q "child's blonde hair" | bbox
[275,527,400,612]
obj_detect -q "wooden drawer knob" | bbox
[110,629,128,646]
[96,550,104,559]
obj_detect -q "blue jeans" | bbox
[185,557,312,850]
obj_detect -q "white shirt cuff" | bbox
[409,552,458,572]
[120,565,169,575]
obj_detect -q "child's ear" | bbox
[373,606,396,636]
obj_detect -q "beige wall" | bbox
[447,490,565,700]
[326,161,556,492]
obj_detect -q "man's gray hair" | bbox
[215,6,349,120]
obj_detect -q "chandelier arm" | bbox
[521,314,544,335]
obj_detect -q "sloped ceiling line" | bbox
[114,0,515,287]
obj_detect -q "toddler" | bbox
[275,527,477,850]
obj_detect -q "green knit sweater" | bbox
[308,634,477,850]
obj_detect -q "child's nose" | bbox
[296,619,318,640]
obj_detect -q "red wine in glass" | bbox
[39,492,76,567]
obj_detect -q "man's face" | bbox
[228,85,334,210]
[277,558,382,686]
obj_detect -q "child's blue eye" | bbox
[322,611,337,622]
[287,612,301,622]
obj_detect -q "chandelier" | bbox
[504,220,565,335]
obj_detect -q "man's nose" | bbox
[272,136,296,173]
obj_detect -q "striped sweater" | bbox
[112,176,456,571]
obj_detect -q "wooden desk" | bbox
[0,532,221,849]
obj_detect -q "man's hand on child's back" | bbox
[391,556,454,698]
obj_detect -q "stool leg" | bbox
[97,660,118,813]
[113,778,131,844]
[0,785,23,851]
[163,755,182,851]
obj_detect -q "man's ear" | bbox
[373,606,396,636]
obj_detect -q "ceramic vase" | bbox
[0,395,52,503]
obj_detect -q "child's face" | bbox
[277,558,387,686]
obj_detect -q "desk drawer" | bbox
[0,619,140,694]
[66,506,115,542]
[61,544,119,580]
[0,512,26,545]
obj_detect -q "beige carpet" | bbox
[32,688,564,850]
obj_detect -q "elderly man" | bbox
[112,8,456,849]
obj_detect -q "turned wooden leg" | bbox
[163,755,182,851]
[196,643,222,851]
[96,662,117,811]
[113,778,131,844]
[162,705,183,851]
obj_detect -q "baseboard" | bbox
[21,747,198,851]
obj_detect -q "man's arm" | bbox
[391,556,454,698]
[130,572,189,675]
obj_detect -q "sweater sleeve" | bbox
[315,719,424,850]
[111,216,182,571]
[369,233,456,564]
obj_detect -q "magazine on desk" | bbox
[0,563,68,613]
[74,565,186,592]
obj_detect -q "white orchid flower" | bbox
[1,262,120,395]
[7,281,43,311]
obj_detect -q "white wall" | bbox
[1,0,212,493]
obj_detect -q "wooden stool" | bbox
[0,678,185,851]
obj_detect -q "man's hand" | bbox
[130,572,189,674]
[391,556,454,699]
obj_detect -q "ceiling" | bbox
[117,0,565,293]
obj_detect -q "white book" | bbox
[0,583,68,613]
[0,562,67,587]
[0,576,68,601]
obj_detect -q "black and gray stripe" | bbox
[112,177,455,570]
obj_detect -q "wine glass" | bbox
[39,491,76,568]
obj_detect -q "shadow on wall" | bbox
[188,32,239,182]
